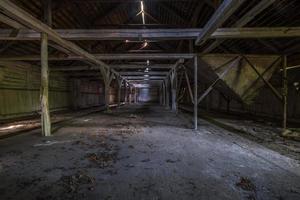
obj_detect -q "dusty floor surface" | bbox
[201,114,300,161]
[0,105,300,200]
[0,106,109,137]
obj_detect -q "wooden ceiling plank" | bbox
[195,0,246,45]
[203,0,276,53]
[0,0,121,77]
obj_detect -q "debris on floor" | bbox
[129,114,138,118]
[236,177,256,192]
[0,105,299,200]
[34,140,74,147]
[60,170,95,193]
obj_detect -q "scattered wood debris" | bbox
[60,170,95,193]
[86,151,118,168]
[236,177,256,191]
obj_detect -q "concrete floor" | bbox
[0,105,300,200]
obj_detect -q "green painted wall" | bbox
[0,62,70,120]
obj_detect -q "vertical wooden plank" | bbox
[117,79,122,107]
[102,69,113,110]
[163,81,166,106]
[165,79,170,108]
[159,84,163,105]
[104,77,110,109]
[105,83,110,109]
[282,55,288,131]
[194,55,198,130]
[171,69,177,112]
[134,87,137,104]
[100,68,108,109]
[124,81,128,104]
[41,0,51,136]
[129,86,132,104]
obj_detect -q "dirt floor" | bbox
[0,105,113,138]
[0,104,300,200]
[201,113,300,161]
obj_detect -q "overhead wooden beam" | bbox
[203,0,276,53]
[0,28,200,40]
[1,27,300,41]
[50,64,173,71]
[119,71,169,76]
[0,13,23,29]
[122,76,166,80]
[176,1,203,52]
[0,13,72,55]
[195,0,245,45]
[67,72,103,77]
[66,0,197,2]
[0,0,120,77]
[210,27,300,39]
[282,64,300,71]
[0,53,195,61]
[111,64,172,69]
[127,80,163,82]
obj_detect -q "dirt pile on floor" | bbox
[86,151,118,168]
[60,170,95,193]
[236,177,256,191]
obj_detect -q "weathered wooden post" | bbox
[170,68,177,112]
[41,0,52,136]
[162,81,166,106]
[101,68,114,110]
[159,84,163,105]
[194,55,198,130]
[117,78,123,107]
[129,86,132,104]
[282,55,288,131]
[134,87,138,104]
[124,81,128,104]
[165,79,170,108]
[104,75,110,109]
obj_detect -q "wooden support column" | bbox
[159,85,163,105]
[41,0,52,136]
[282,55,288,131]
[170,69,178,112]
[165,79,170,108]
[117,78,123,107]
[194,55,198,130]
[129,86,132,104]
[105,83,110,109]
[162,81,165,106]
[101,68,114,110]
[134,87,138,104]
[164,81,167,106]
[124,82,128,104]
